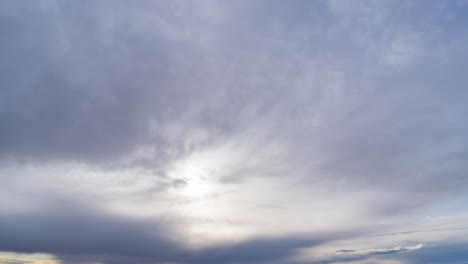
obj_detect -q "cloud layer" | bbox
[1,1,468,263]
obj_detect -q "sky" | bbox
[1,0,468,263]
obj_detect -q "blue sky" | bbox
[1,1,468,263]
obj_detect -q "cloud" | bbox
[314,244,427,264]
[0,198,182,261]
[0,196,340,264]
[0,252,59,264]
[397,242,468,264]
[335,244,425,256]
[322,242,468,264]
[1,1,468,264]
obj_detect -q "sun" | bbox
[182,175,213,198]
[169,155,217,199]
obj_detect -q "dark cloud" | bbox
[0,0,226,165]
[189,236,326,264]
[0,198,335,264]
[0,1,166,163]
[0,199,183,262]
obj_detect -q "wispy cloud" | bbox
[335,244,426,256]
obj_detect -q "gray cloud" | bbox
[0,197,336,264]
[0,198,182,261]
[0,1,165,163]
[1,1,468,264]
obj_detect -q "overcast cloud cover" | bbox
[1,0,468,263]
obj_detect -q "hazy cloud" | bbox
[1,0,468,263]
